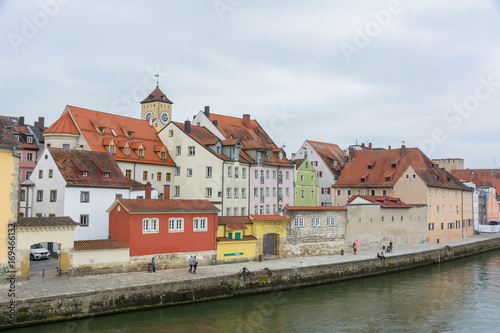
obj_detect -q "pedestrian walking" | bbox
[353,242,357,255]
[389,240,393,253]
[188,255,193,273]
[151,257,156,273]
[192,256,198,274]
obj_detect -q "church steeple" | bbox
[140,75,173,130]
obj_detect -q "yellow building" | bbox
[0,121,21,268]
[216,215,290,261]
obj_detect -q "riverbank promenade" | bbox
[2,233,500,302]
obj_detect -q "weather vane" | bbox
[155,74,159,88]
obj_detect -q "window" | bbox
[265,205,270,214]
[442,205,445,212]
[126,170,132,178]
[429,189,432,196]
[226,208,231,215]
[436,189,439,196]
[441,223,444,230]
[319,171,323,177]
[116,194,123,199]
[273,204,277,213]
[228,232,233,239]
[428,223,434,230]
[161,151,166,160]
[187,169,193,177]
[80,215,89,227]
[235,207,239,215]
[300,175,304,182]
[138,148,144,158]
[188,146,195,156]
[62,144,70,149]
[242,168,246,179]
[176,146,181,155]
[110,128,117,136]
[356,190,361,195]
[26,171,32,179]
[206,166,212,178]
[286,171,289,180]
[157,172,162,181]
[193,218,207,231]
[206,188,212,198]
[19,189,26,202]
[169,218,184,232]
[301,190,305,198]
[347,190,352,196]
[81,171,88,177]
[294,217,304,227]
[174,186,180,197]
[143,218,159,233]
[227,188,231,198]
[266,170,270,179]
[437,205,440,213]
[456,220,460,229]
[166,173,171,182]
[254,188,258,197]
[443,190,445,197]
[227,166,232,177]
[370,190,375,196]
[456,205,459,212]
[50,190,57,202]
[405,174,409,179]
[266,187,269,197]
[311,190,315,198]
[382,190,387,196]
[234,188,239,198]
[175,167,180,176]
[80,191,90,203]
[109,145,115,154]
[254,170,258,179]
[327,217,335,226]
[449,191,451,197]
[39,170,43,178]
[241,207,246,215]
[26,152,33,161]
[273,188,276,197]
[311,175,314,182]
[169,130,174,137]
[242,188,246,198]
[312,217,320,227]
[413,174,416,179]
[143,171,148,181]
[286,188,289,196]
[450,205,452,212]
[234,167,239,178]
[273,171,276,179]
[429,205,432,212]
[254,205,258,214]
[26,136,33,143]
[337,190,341,196]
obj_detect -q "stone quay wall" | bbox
[2,237,500,329]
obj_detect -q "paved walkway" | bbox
[2,233,500,302]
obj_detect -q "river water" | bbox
[9,249,500,333]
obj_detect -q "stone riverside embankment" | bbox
[2,233,500,328]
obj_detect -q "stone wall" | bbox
[282,208,346,257]
[1,237,500,328]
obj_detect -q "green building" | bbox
[294,158,319,206]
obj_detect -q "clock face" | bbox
[144,111,153,121]
[159,111,170,124]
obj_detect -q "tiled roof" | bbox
[249,214,291,222]
[16,216,78,227]
[306,140,345,176]
[0,116,39,150]
[116,198,219,212]
[347,195,412,208]
[218,216,252,229]
[294,158,306,169]
[140,87,173,104]
[335,147,471,191]
[451,169,500,194]
[44,111,80,135]
[49,147,132,187]
[207,113,293,167]
[217,235,257,242]
[128,178,146,191]
[285,206,347,211]
[44,106,175,166]
[74,239,130,251]
[0,118,20,148]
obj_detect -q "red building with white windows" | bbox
[107,192,219,257]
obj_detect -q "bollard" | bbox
[341,249,344,256]
[42,269,45,278]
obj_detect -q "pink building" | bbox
[249,165,294,214]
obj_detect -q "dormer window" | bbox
[267,151,271,159]
[124,146,130,156]
[98,128,103,135]
[14,134,19,141]
[103,172,110,178]
[391,163,397,168]
[110,129,117,136]
[109,145,115,154]
[161,151,166,160]
[138,148,144,158]
[385,176,391,181]
[257,151,262,165]
[27,136,33,144]
[81,171,88,177]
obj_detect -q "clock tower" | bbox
[140,81,173,130]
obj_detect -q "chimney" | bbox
[291,153,296,161]
[164,184,170,200]
[348,147,355,161]
[440,167,447,182]
[388,146,391,150]
[34,117,45,127]
[204,106,210,118]
[243,114,250,128]
[213,120,218,127]
[145,182,152,199]
[19,116,25,126]
[368,142,372,150]
[400,144,406,156]
[184,120,191,134]
[344,155,348,164]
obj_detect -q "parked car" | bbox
[489,221,499,225]
[30,243,50,260]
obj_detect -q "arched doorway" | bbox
[263,233,276,255]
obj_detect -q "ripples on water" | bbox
[8,250,500,333]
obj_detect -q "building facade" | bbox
[294,158,319,206]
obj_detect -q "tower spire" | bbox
[155,74,159,88]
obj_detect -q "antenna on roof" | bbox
[155,74,159,88]
[282,142,286,150]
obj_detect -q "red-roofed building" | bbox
[43,103,176,194]
[335,145,474,243]
[107,198,219,266]
[193,109,295,214]
[26,148,150,241]
[346,195,428,251]
[283,206,346,257]
[451,169,500,201]
[295,140,346,206]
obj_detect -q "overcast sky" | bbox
[1,1,499,168]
